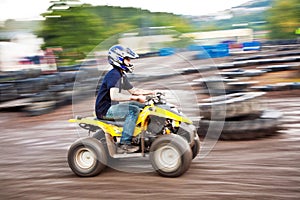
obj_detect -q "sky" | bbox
[0,0,251,21]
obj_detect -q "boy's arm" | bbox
[128,87,155,95]
[110,88,145,102]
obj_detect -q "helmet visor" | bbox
[125,47,139,59]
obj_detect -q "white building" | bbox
[0,32,44,71]
[183,28,253,45]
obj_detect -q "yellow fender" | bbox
[137,105,193,125]
[68,117,142,137]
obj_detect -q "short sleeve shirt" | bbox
[95,67,133,118]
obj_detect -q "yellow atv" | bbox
[67,93,200,177]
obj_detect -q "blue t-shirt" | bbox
[95,67,133,119]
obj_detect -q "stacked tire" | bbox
[198,92,283,140]
[0,66,97,116]
[0,83,18,102]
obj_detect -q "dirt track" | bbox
[0,94,299,200]
[1,52,300,199]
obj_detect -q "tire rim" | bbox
[75,147,96,169]
[154,145,181,172]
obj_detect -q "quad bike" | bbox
[67,92,200,177]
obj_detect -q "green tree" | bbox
[38,3,106,64]
[38,3,195,64]
[267,0,300,39]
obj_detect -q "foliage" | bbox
[38,5,106,64]
[267,0,300,39]
[37,3,195,65]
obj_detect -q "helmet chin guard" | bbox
[126,64,134,73]
[108,45,139,73]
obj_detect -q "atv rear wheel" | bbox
[150,134,192,177]
[68,137,107,177]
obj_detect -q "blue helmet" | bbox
[108,45,139,73]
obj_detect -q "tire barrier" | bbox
[194,64,287,140]
[183,53,298,75]
[0,44,299,118]
[251,82,300,92]
[225,81,259,93]
[57,71,77,83]
[290,82,300,89]
[191,56,298,72]
[220,71,245,78]
[57,64,81,72]
[0,83,19,102]
[257,65,294,72]
[243,69,266,77]
[197,110,283,140]
[220,68,266,78]
[195,63,300,95]
[233,51,300,61]
[194,53,288,140]
[30,91,57,102]
[22,100,57,116]
[232,56,300,68]
[216,63,235,70]
[194,60,290,140]
[47,84,66,93]
[42,74,60,85]
[0,69,41,80]
[193,76,237,89]
[22,69,42,79]
[199,92,265,120]
[193,76,259,94]
[0,65,99,115]
[179,66,213,75]
[262,39,299,46]
[14,77,48,94]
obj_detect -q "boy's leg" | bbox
[106,103,140,144]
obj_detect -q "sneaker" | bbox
[117,144,139,153]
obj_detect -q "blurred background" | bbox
[0,0,299,66]
[0,0,299,115]
[0,0,300,199]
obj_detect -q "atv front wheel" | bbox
[191,133,200,159]
[150,134,192,177]
[68,137,107,177]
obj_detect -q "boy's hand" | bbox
[131,95,146,103]
[137,95,146,103]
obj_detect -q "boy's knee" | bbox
[131,105,140,112]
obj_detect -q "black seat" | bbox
[96,117,126,126]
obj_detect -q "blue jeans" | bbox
[105,102,144,145]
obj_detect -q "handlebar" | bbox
[145,92,166,105]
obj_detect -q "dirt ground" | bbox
[0,96,299,200]
[1,52,300,200]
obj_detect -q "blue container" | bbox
[206,44,229,58]
[187,45,203,51]
[243,41,261,51]
[195,50,210,59]
[159,47,175,56]
[195,44,229,59]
